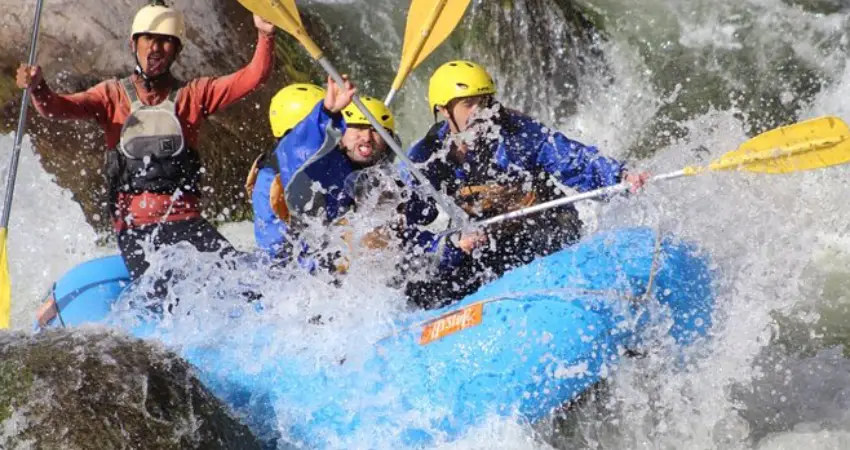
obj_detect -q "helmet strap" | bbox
[133,52,173,92]
[441,97,466,133]
[446,108,462,134]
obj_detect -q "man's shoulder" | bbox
[500,108,547,133]
[91,77,123,93]
[497,108,552,151]
[409,121,448,162]
[83,77,127,105]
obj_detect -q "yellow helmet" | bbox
[428,60,496,114]
[342,96,395,133]
[131,2,186,43]
[269,83,326,138]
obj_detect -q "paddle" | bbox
[236,0,468,227]
[440,115,850,236]
[0,0,46,329]
[384,0,472,106]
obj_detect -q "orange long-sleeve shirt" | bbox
[29,32,275,230]
[31,32,275,149]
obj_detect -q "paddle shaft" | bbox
[440,169,688,237]
[384,88,399,107]
[2,0,45,229]
[316,57,467,227]
[384,89,400,107]
[384,0,449,106]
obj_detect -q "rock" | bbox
[0,0,326,234]
[0,329,262,450]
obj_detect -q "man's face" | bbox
[132,33,180,77]
[341,125,389,165]
[439,95,489,133]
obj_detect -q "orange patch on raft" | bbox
[419,303,484,345]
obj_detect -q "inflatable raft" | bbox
[34,227,715,448]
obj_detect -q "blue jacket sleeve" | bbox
[536,132,626,192]
[274,101,345,187]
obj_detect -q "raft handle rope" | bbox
[35,277,133,331]
[614,227,666,338]
[53,287,66,328]
[642,228,665,303]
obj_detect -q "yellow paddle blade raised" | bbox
[392,0,472,92]
[0,228,10,329]
[237,0,324,58]
[706,115,850,174]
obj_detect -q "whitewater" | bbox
[4,0,850,448]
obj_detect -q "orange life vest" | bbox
[245,152,291,223]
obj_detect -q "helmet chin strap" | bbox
[133,51,172,91]
[447,112,462,134]
[444,98,469,134]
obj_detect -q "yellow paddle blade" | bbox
[0,228,10,329]
[707,115,850,174]
[237,0,324,59]
[391,0,472,92]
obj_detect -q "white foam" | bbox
[0,134,106,330]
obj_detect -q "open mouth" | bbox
[147,54,166,73]
[356,144,373,158]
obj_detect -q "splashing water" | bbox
[0,135,103,328]
[4,0,850,448]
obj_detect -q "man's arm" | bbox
[191,31,275,116]
[273,101,345,182]
[26,75,111,123]
[537,132,626,192]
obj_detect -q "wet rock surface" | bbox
[0,329,262,450]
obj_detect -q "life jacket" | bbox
[104,77,203,221]
[417,108,581,233]
[245,142,387,226]
[245,151,291,223]
[455,184,537,217]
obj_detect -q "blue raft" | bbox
[34,227,715,448]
